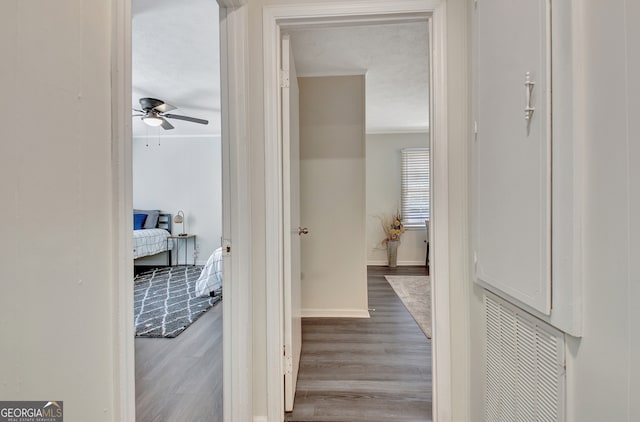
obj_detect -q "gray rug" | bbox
[384,275,431,338]
[134,266,221,338]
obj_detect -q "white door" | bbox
[281,34,303,412]
[474,0,552,314]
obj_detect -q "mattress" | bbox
[133,228,174,259]
[195,247,223,297]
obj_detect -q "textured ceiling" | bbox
[131,1,429,137]
[289,21,430,133]
[132,0,220,137]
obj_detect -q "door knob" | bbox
[298,227,309,235]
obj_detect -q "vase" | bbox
[387,240,399,268]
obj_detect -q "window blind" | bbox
[401,148,430,228]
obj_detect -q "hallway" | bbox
[286,266,432,422]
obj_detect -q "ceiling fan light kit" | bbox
[133,97,209,130]
[142,115,164,127]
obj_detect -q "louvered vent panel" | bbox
[485,292,565,422]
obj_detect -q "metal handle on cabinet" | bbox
[298,227,309,235]
[524,72,535,121]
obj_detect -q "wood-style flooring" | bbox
[285,265,432,422]
[135,300,223,421]
[134,265,431,422]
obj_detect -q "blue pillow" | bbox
[133,213,147,230]
[133,209,160,229]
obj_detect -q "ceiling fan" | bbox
[133,97,209,130]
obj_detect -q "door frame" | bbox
[218,3,253,422]
[111,0,252,421]
[262,1,451,421]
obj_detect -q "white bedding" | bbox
[195,247,223,297]
[133,229,173,259]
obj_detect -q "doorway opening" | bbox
[261,2,450,421]
[130,0,224,420]
[283,21,432,419]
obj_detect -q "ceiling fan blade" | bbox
[132,114,145,117]
[160,117,175,130]
[164,113,209,125]
[154,102,176,113]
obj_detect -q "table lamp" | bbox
[174,210,187,236]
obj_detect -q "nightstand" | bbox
[167,234,196,266]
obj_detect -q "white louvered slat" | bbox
[400,148,430,228]
[485,298,502,420]
[485,292,565,422]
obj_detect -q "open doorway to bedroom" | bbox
[130,0,224,420]
[279,18,433,421]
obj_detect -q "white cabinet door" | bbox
[475,0,551,314]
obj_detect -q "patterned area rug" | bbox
[384,275,432,338]
[134,266,221,338]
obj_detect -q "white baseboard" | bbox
[367,260,426,266]
[302,308,370,318]
[253,417,268,422]
[367,259,388,266]
[398,260,426,266]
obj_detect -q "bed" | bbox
[133,210,174,263]
[195,247,223,297]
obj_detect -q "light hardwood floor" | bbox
[285,265,432,422]
[135,300,223,421]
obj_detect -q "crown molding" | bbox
[366,126,430,135]
[297,69,367,78]
[216,0,246,8]
[132,133,221,139]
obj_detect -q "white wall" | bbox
[299,76,368,317]
[366,132,429,266]
[468,1,640,421]
[0,1,116,420]
[132,136,222,265]
[565,1,639,420]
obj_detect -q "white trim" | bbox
[111,0,135,419]
[366,126,430,135]
[368,260,389,266]
[132,133,222,139]
[219,5,253,422]
[399,260,428,266]
[429,4,452,421]
[283,15,428,31]
[263,14,285,422]
[265,1,440,21]
[253,417,268,422]
[218,0,246,7]
[263,2,451,421]
[367,260,427,266]
[301,309,371,318]
[296,69,367,78]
